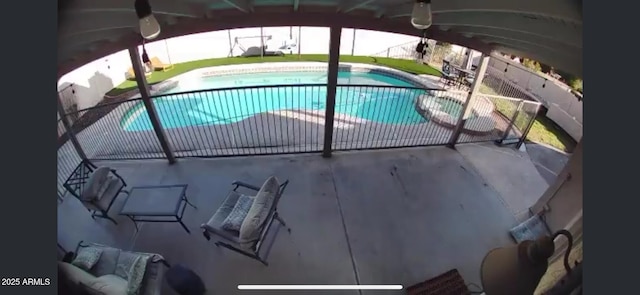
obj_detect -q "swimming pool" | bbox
[122,70,464,131]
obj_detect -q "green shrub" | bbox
[554,69,583,93]
[523,58,542,72]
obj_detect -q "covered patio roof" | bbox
[58,0,583,77]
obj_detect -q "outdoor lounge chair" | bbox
[63,159,129,225]
[126,67,152,80]
[201,177,290,266]
[150,57,174,71]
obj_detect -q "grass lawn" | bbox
[480,85,576,152]
[107,54,441,96]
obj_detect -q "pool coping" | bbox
[122,62,444,130]
[415,91,497,135]
[121,63,500,132]
[162,62,441,91]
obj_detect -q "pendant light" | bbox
[135,0,161,40]
[411,0,432,30]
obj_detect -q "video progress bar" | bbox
[238,285,403,290]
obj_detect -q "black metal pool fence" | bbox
[57,83,539,198]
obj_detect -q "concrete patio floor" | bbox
[58,145,546,294]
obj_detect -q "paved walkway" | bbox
[524,142,570,184]
[456,143,549,222]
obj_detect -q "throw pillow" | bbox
[91,247,121,277]
[72,247,104,271]
[114,251,139,280]
[95,176,116,201]
[239,176,280,249]
[126,255,151,295]
[222,194,255,232]
[81,167,111,201]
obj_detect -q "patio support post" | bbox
[497,99,524,145]
[298,26,302,59]
[260,27,264,59]
[57,94,87,161]
[351,28,356,56]
[515,103,541,149]
[227,29,233,57]
[447,53,490,148]
[128,47,176,164]
[322,26,342,158]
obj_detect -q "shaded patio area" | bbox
[58,145,547,294]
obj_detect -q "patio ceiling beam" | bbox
[381,0,582,24]
[481,36,580,62]
[492,44,582,76]
[59,13,141,37]
[58,10,495,77]
[60,0,200,18]
[221,0,254,13]
[339,0,378,13]
[59,29,134,54]
[432,12,582,48]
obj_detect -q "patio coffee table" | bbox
[119,184,196,234]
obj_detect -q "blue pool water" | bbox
[122,71,458,131]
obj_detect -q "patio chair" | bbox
[126,67,152,80]
[201,176,290,266]
[440,60,459,88]
[151,57,174,71]
[63,159,129,225]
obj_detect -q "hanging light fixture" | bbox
[135,0,161,40]
[411,0,432,30]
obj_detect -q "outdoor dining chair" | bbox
[62,160,129,225]
[201,176,290,266]
[440,60,459,88]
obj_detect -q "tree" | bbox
[539,63,552,74]
[554,69,583,93]
[523,58,542,72]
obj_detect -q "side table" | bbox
[119,184,196,233]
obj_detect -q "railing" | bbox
[481,67,537,100]
[57,83,539,161]
[64,98,164,160]
[371,41,418,60]
[57,118,66,141]
[57,117,82,202]
[457,93,541,144]
[56,83,539,200]
[371,40,465,72]
[332,86,466,150]
[151,85,328,157]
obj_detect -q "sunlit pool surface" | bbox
[122,71,464,131]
